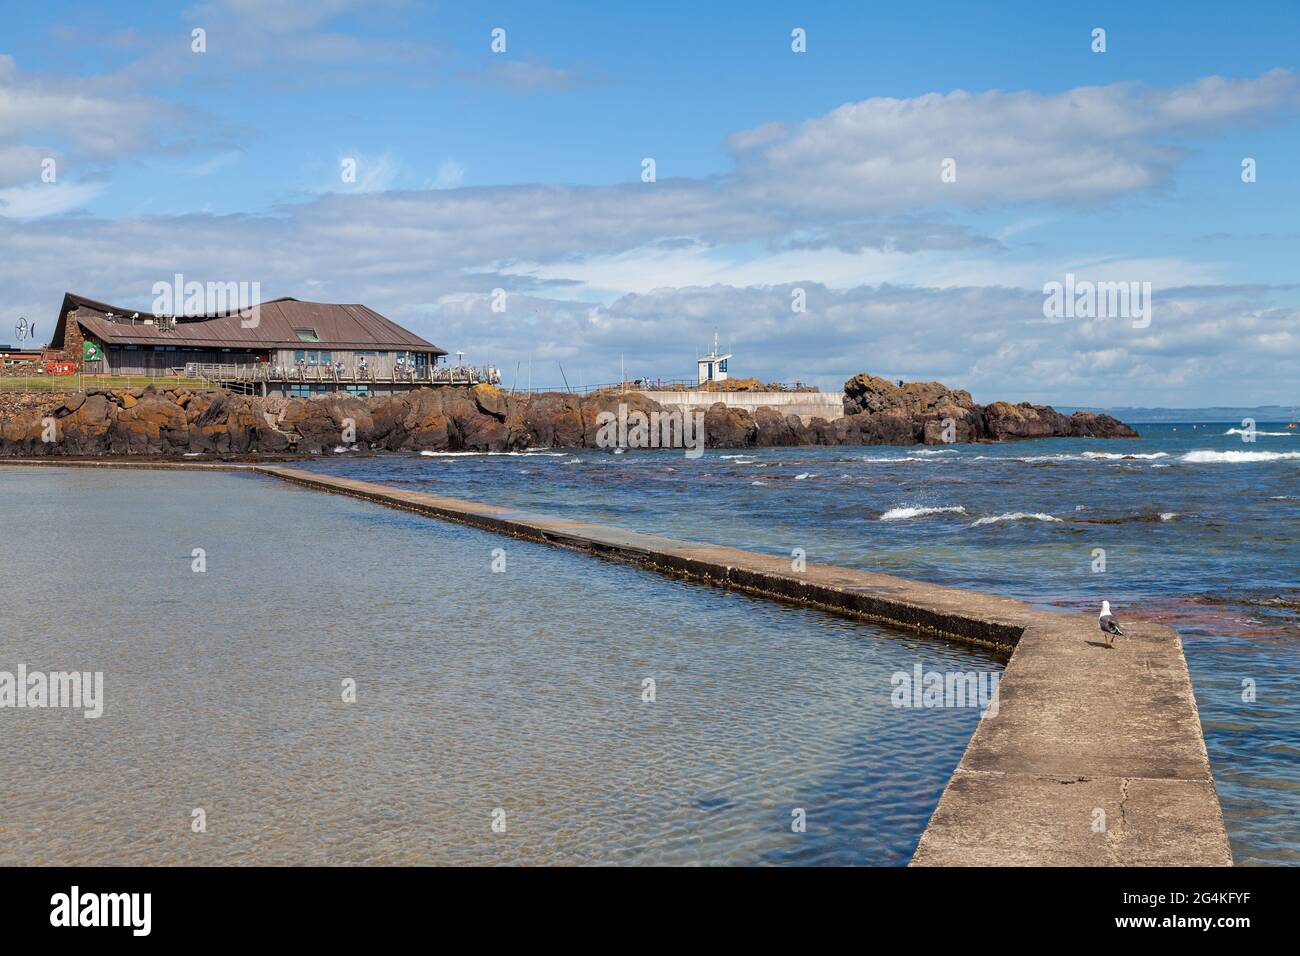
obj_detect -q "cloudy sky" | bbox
[2,0,1298,406]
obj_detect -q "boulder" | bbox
[703,402,757,448]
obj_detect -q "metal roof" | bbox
[53,292,445,354]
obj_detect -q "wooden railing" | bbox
[185,363,502,387]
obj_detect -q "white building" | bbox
[697,334,731,385]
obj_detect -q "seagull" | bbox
[1099,600,1124,647]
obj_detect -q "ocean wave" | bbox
[969,512,1062,527]
[911,448,958,456]
[794,473,813,480]
[860,455,929,463]
[1181,450,1300,463]
[1224,428,1294,437]
[879,505,967,521]
[969,452,1168,464]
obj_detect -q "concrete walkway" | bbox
[0,458,1233,865]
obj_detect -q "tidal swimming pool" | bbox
[0,467,1000,865]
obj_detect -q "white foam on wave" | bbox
[1181,450,1300,464]
[1160,512,1178,521]
[879,505,967,522]
[912,448,958,456]
[794,472,813,480]
[1224,428,1293,437]
[973,452,1168,464]
[861,455,928,463]
[751,480,767,486]
[719,454,755,460]
[969,512,1062,527]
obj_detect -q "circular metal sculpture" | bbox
[15,316,29,343]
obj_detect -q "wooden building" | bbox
[43,292,451,395]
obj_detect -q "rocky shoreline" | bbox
[0,373,1136,458]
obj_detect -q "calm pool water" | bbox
[0,467,999,865]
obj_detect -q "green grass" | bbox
[0,374,191,392]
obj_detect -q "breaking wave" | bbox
[1181,450,1300,464]
[1224,428,1294,437]
[969,512,1062,527]
[879,505,967,521]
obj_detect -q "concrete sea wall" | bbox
[635,389,847,424]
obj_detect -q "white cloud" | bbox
[0,181,104,218]
[727,69,1300,213]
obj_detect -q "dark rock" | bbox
[0,374,1138,458]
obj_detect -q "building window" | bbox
[295,329,320,342]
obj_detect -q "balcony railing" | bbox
[184,362,502,387]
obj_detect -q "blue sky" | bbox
[2,0,1298,405]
